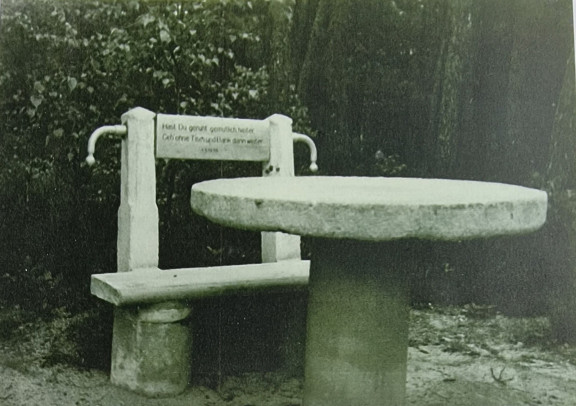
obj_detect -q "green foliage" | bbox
[0,0,312,313]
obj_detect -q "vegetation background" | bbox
[1,0,576,373]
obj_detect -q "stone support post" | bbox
[261,114,302,262]
[303,239,411,406]
[117,107,158,273]
[111,107,191,397]
[261,114,307,375]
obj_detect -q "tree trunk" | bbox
[426,0,476,178]
[545,49,576,342]
[293,0,475,176]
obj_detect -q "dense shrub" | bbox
[0,0,312,313]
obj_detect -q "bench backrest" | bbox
[88,107,314,273]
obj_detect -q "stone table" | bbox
[190,176,547,406]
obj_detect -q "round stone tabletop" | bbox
[191,176,547,241]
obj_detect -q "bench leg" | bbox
[110,301,192,397]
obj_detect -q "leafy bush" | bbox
[0,0,312,313]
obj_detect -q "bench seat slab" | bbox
[91,260,310,306]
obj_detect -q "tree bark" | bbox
[545,49,576,342]
[426,0,476,178]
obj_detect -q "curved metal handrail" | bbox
[85,125,127,166]
[293,132,318,172]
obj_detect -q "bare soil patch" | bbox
[1,305,576,405]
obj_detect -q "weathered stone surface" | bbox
[260,114,301,262]
[91,261,310,306]
[191,176,547,241]
[117,107,158,272]
[303,239,412,406]
[155,114,270,161]
[112,107,186,398]
[110,302,191,397]
[190,176,548,406]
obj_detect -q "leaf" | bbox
[30,95,43,108]
[53,128,64,138]
[34,81,45,93]
[67,77,77,91]
[136,13,155,27]
[159,30,171,43]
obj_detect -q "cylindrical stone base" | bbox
[110,301,192,397]
[303,239,413,406]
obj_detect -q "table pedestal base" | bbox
[303,239,412,406]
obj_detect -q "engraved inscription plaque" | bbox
[156,114,270,161]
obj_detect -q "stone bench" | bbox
[86,107,316,397]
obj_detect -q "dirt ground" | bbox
[1,305,576,406]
